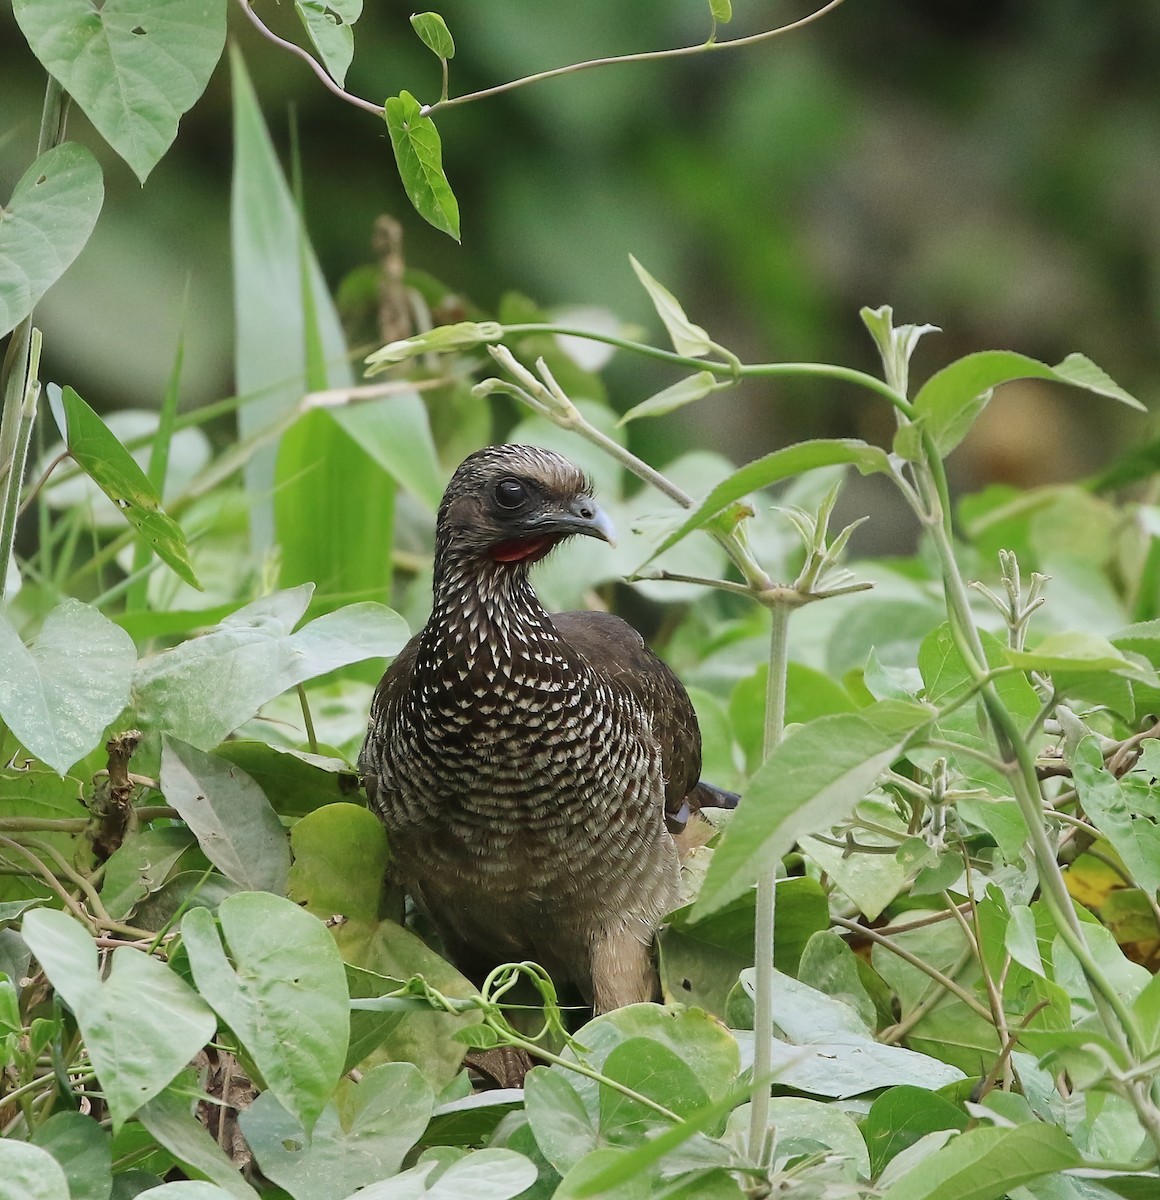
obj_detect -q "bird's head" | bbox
[436,445,616,566]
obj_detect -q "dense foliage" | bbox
[2,4,1159,1199]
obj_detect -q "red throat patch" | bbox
[490,535,558,563]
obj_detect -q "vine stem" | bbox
[424,0,849,116]
[748,601,790,1162]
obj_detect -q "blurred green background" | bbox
[2,0,1158,503]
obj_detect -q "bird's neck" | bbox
[427,550,557,667]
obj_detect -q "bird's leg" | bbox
[590,922,660,1013]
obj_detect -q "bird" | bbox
[359,444,733,1013]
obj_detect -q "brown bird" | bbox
[359,445,732,1012]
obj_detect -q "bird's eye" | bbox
[494,478,528,509]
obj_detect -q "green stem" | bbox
[0,331,42,602]
[748,601,790,1162]
[917,448,1149,1073]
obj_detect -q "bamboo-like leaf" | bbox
[629,255,713,357]
[385,91,460,241]
[54,385,200,589]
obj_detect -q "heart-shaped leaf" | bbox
[13,0,228,182]
[21,908,216,1130]
[295,0,363,86]
[0,598,135,774]
[0,143,103,338]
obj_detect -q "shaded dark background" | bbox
[2,0,1158,506]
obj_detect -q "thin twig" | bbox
[235,0,384,115]
[424,0,849,115]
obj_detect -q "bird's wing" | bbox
[359,630,422,809]
[550,610,702,829]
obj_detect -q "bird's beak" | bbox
[550,498,617,547]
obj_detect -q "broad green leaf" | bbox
[347,1149,538,1200]
[56,385,200,588]
[863,1086,967,1178]
[326,393,444,512]
[13,0,227,182]
[645,439,892,563]
[878,1123,1079,1200]
[709,0,733,23]
[913,350,1144,457]
[796,929,877,1029]
[296,0,362,85]
[600,1038,708,1133]
[732,1028,964,1098]
[410,11,455,59]
[618,371,718,425]
[0,143,103,337]
[0,598,135,774]
[287,803,389,929]
[240,1063,434,1200]
[1072,736,1160,894]
[182,892,349,1134]
[21,908,216,1129]
[524,1068,598,1175]
[1006,632,1155,680]
[628,255,713,357]
[133,586,409,749]
[138,1083,260,1200]
[31,1112,112,1200]
[765,1097,870,1175]
[1133,970,1160,1056]
[559,1004,739,1126]
[0,1141,70,1200]
[160,737,290,894]
[695,704,930,917]
[100,826,198,920]
[137,1186,239,1199]
[214,741,356,819]
[385,91,460,241]
[230,46,360,549]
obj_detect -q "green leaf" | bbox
[618,371,719,426]
[327,393,444,511]
[133,587,409,749]
[182,893,349,1134]
[878,1123,1079,1200]
[709,0,733,23]
[0,142,103,337]
[56,385,200,589]
[863,1086,967,1178]
[860,305,940,396]
[524,1068,599,1175]
[137,1083,261,1200]
[21,908,216,1130]
[12,0,227,182]
[645,439,892,563]
[136,1186,239,1199]
[913,350,1144,457]
[0,598,135,774]
[695,704,930,917]
[31,1112,113,1200]
[1072,735,1160,894]
[160,737,291,894]
[628,255,713,357]
[385,91,461,241]
[100,826,198,921]
[410,11,455,59]
[240,1062,434,1200]
[230,46,359,549]
[296,0,362,86]
[0,1141,70,1200]
[1006,632,1155,680]
[600,1038,708,1132]
[348,1149,538,1199]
